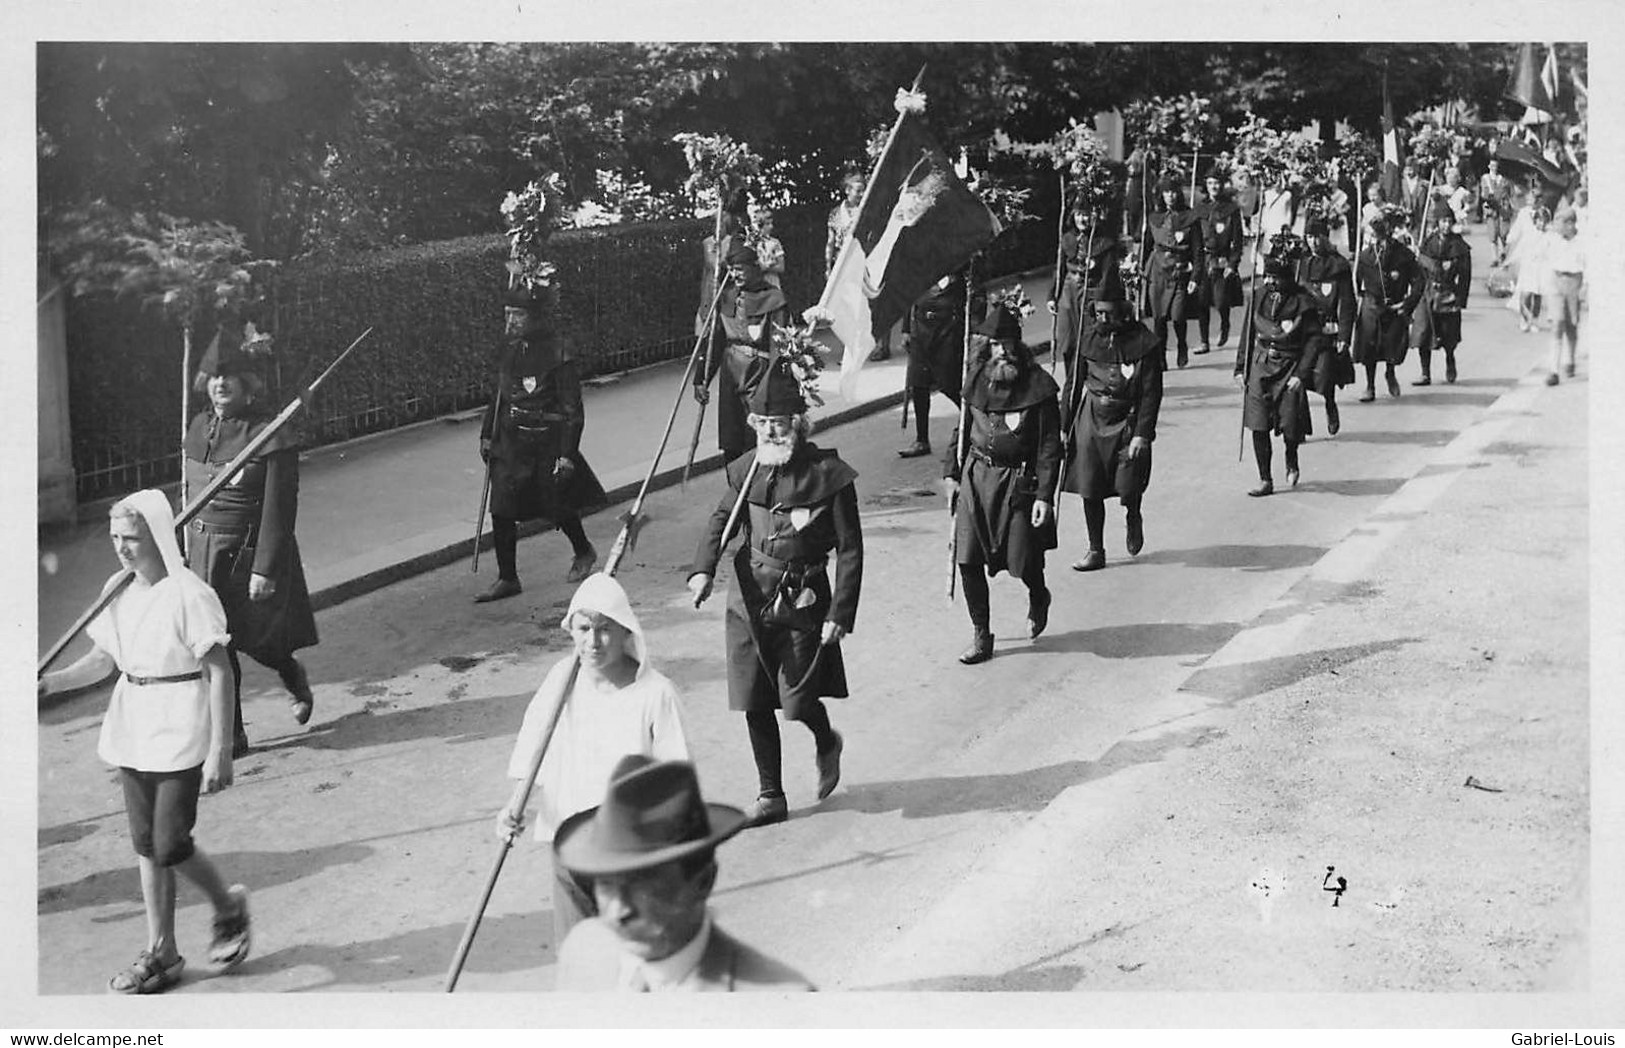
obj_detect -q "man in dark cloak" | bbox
[1410,202,1473,386]
[944,306,1062,665]
[689,360,862,828]
[1299,216,1358,435]
[693,242,794,463]
[897,267,983,459]
[1196,170,1244,352]
[1234,233,1323,496]
[183,324,318,756]
[1143,177,1205,369]
[1353,207,1423,402]
[1048,201,1124,372]
[1061,274,1163,572]
[476,284,606,602]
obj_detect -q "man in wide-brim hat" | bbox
[475,283,607,603]
[182,322,318,756]
[552,757,814,991]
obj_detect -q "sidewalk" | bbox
[36,281,1057,662]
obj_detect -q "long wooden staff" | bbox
[1236,236,1263,462]
[1047,174,1067,379]
[603,277,731,577]
[470,359,505,573]
[38,327,374,677]
[1052,221,1096,518]
[1136,150,1154,321]
[947,259,975,600]
[682,200,731,484]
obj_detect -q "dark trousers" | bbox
[1251,429,1299,482]
[1081,495,1141,552]
[958,560,1047,632]
[908,385,932,445]
[120,765,203,866]
[746,702,838,799]
[491,514,592,582]
[1197,305,1231,345]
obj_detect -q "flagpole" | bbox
[947,256,973,601]
[814,64,927,320]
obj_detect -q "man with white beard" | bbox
[689,359,863,828]
[944,304,1062,665]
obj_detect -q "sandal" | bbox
[208,885,252,969]
[108,950,184,994]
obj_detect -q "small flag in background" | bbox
[815,106,999,400]
[1505,42,1556,124]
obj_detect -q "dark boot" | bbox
[1385,366,1401,398]
[1325,395,1340,436]
[474,578,522,603]
[1412,355,1431,386]
[1125,502,1145,556]
[1445,350,1458,384]
[958,628,995,664]
[1027,586,1052,639]
[278,658,314,726]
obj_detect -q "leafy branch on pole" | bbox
[47,204,272,444]
[499,173,566,290]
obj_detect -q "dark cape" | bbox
[946,358,1062,578]
[481,336,607,523]
[1353,240,1423,366]
[183,408,318,662]
[1052,226,1124,366]
[1237,285,1322,443]
[1062,319,1163,501]
[691,443,863,718]
[1146,205,1205,322]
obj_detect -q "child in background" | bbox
[1544,206,1585,386]
[750,204,786,290]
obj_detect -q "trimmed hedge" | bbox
[60,200,1056,503]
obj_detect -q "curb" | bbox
[306,386,908,611]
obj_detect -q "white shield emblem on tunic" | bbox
[1175,231,1186,244]
[1003,411,1024,431]
[1321,282,1335,297]
[788,507,820,531]
[1281,318,1297,334]
[748,322,766,341]
[1443,260,1453,270]
[521,376,537,394]
[1388,271,1400,281]
[1216,222,1226,232]
[1121,362,1136,380]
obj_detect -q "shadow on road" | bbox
[235,909,554,991]
[1041,620,1244,659]
[818,722,1226,822]
[1328,429,1457,447]
[1289,477,1407,497]
[256,689,533,754]
[1129,543,1327,572]
[39,842,374,917]
[1179,637,1419,704]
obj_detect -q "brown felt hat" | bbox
[553,758,747,877]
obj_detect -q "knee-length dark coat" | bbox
[1051,225,1123,365]
[1145,205,1205,323]
[183,409,318,665]
[691,444,862,719]
[903,277,975,400]
[1062,318,1163,501]
[482,335,607,524]
[1198,194,1245,311]
[944,354,1062,579]
[1298,247,1358,394]
[1353,239,1423,366]
[1411,229,1473,352]
[697,282,791,461]
[1235,283,1323,444]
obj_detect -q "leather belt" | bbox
[968,445,1026,469]
[192,519,252,535]
[751,549,827,574]
[125,670,203,686]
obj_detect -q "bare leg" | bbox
[136,857,182,964]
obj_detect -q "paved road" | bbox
[27,232,1608,1024]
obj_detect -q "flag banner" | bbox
[1380,69,1403,204]
[816,108,999,398]
[1504,42,1554,120]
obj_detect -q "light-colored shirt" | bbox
[506,658,690,839]
[617,914,712,991]
[1545,233,1586,277]
[88,570,231,771]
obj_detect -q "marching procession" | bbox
[30,42,1595,1009]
